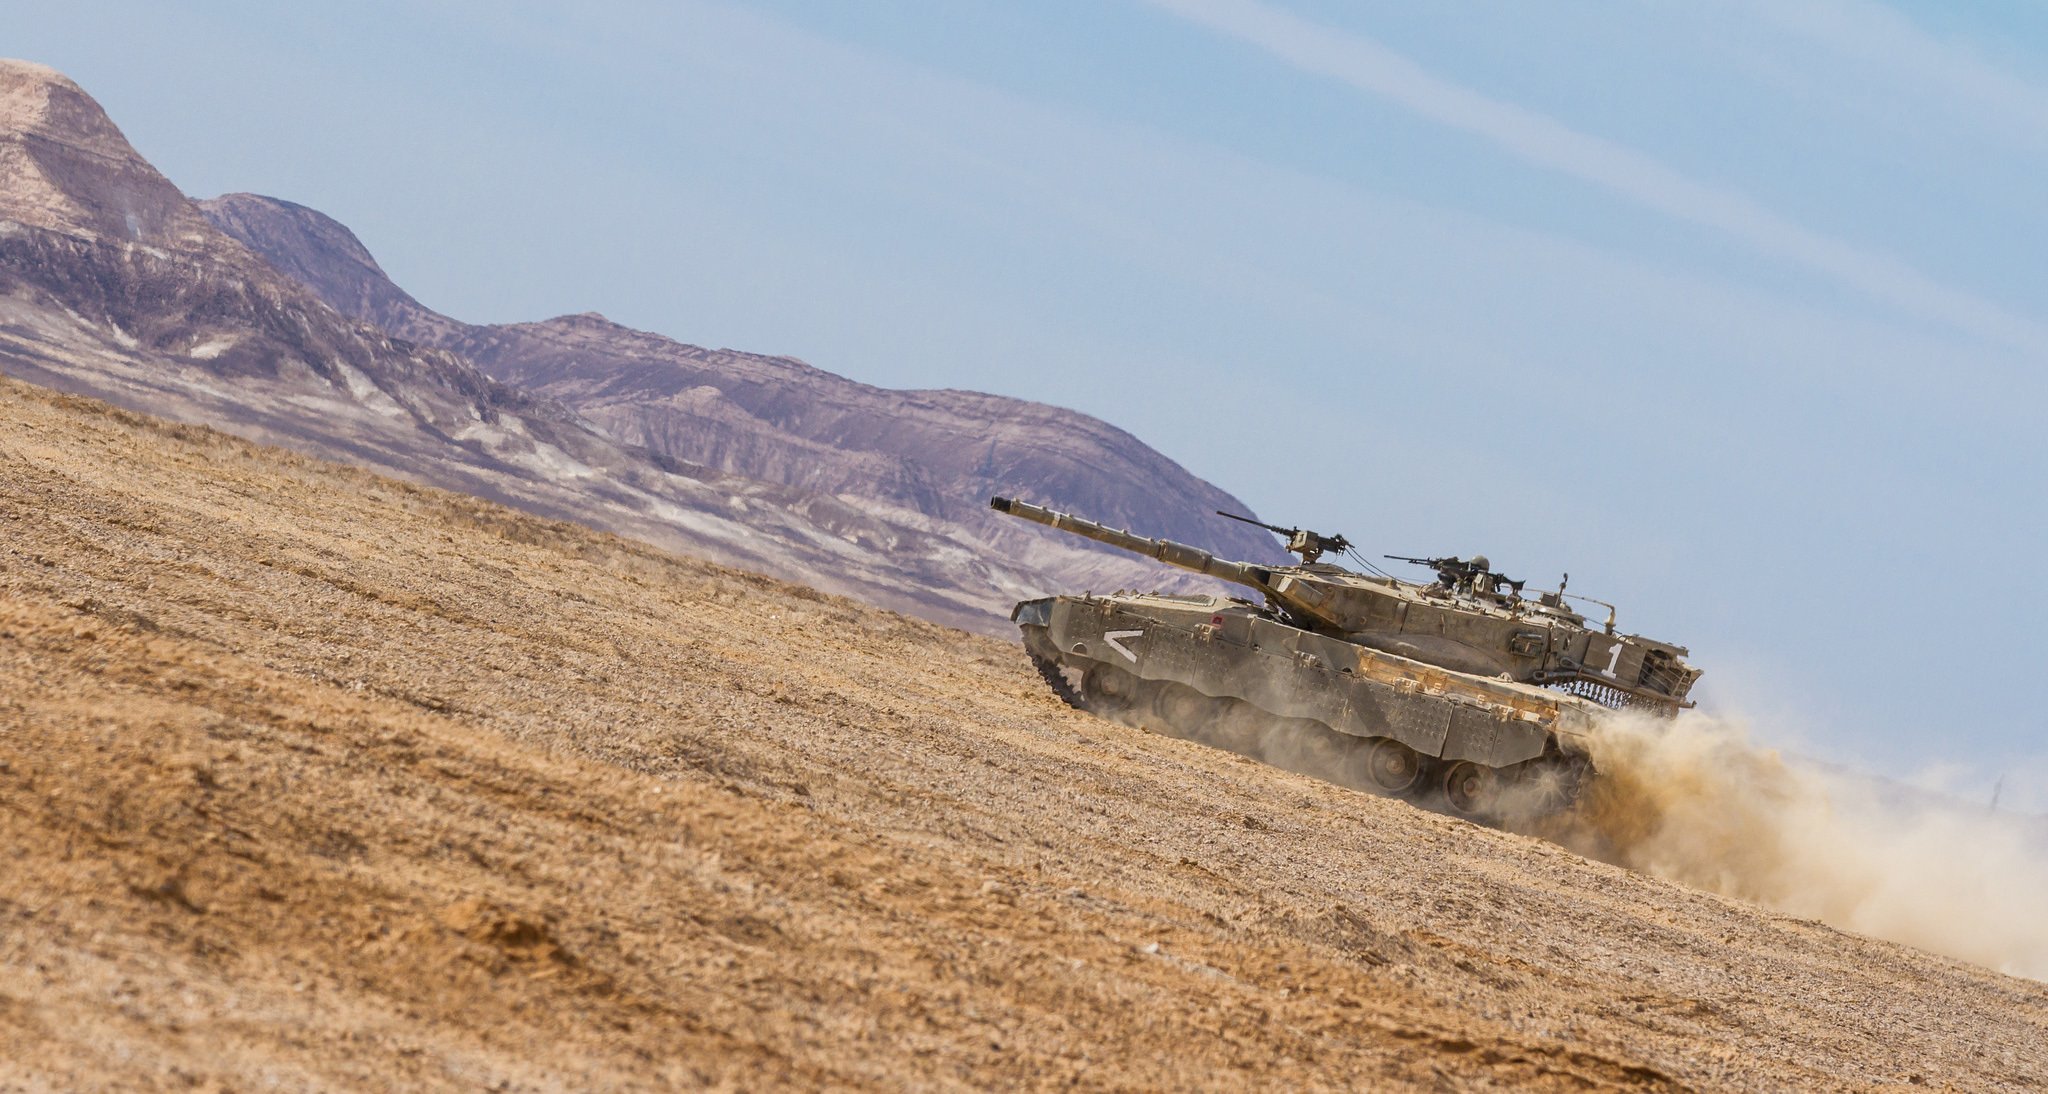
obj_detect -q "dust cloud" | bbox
[1554,711,2048,981]
[1106,679,2048,981]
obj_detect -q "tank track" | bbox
[1028,652,1086,711]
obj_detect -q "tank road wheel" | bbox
[1282,720,1352,780]
[1151,684,1216,739]
[1364,738,1427,796]
[1205,698,1266,754]
[1441,761,1500,819]
[1080,664,1140,716]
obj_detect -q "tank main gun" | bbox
[1215,510,1351,564]
[990,496,1275,593]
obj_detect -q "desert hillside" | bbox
[4,377,2044,1090]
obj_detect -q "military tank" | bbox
[991,496,1700,821]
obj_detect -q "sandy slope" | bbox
[2,376,2044,1091]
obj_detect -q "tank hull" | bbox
[1016,592,1597,819]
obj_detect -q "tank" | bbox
[990,496,1701,821]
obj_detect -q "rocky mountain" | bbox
[197,190,461,348]
[0,59,1273,634]
[195,193,1284,577]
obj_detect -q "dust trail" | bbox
[1554,711,2048,981]
[1104,683,2048,980]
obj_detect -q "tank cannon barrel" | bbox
[990,497,1273,592]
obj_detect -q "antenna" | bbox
[1561,592,1619,635]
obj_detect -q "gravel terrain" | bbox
[3,377,2045,1090]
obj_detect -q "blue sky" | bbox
[13,0,2047,807]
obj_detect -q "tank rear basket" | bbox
[1544,676,1683,718]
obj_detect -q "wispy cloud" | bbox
[1734,0,2048,142]
[1142,0,2048,357]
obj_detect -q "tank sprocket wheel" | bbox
[1513,752,1594,815]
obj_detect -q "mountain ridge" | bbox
[0,58,1266,635]
[194,191,1285,570]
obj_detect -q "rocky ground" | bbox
[4,376,2045,1091]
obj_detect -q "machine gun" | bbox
[1385,554,1525,598]
[1215,510,1352,565]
